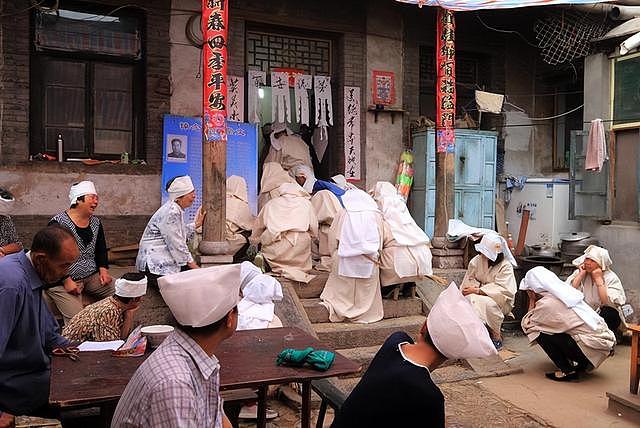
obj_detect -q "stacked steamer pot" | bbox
[559,232,600,263]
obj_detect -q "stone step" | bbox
[279,271,330,299]
[314,315,426,349]
[336,345,380,377]
[607,390,640,426]
[302,297,425,323]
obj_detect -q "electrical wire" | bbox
[475,12,539,48]
[0,0,47,18]
[528,103,583,121]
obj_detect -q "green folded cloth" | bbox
[276,347,335,371]
[277,347,314,367]
[306,350,335,371]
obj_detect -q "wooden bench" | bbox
[629,324,640,394]
[311,379,348,428]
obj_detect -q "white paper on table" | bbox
[78,340,125,352]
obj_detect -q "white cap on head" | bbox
[474,233,517,266]
[291,165,316,194]
[158,264,242,327]
[69,181,97,206]
[572,245,612,271]
[115,276,148,298]
[167,176,195,201]
[331,174,356,190]
[426,283,497,359]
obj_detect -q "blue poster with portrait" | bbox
[162,115,258,222]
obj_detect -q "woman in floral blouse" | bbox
[0,187,22,258]
[136,176,205,286]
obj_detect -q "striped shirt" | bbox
[111,329,223,428]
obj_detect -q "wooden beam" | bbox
[434,151,455,237]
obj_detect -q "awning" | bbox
[395,0,610,11]
[592,17,640,41]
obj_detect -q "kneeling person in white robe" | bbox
[372,181,433,288]
[251,183,318,283]
[521,267,615,381]
[320,189,384,323]
[460,233,517,349]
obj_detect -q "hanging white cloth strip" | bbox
[314,75,333,141]
[294,74,312,126]
[271,72,291,123]
[247,70,266,124]
[227,76,245,122]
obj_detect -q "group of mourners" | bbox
[0,121,631,427]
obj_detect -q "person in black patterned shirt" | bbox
[45,181,114,324]
[0,187,22,258]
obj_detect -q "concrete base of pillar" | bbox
[198,240,230,255]
[431,236,464,269]
[199,254,234,267]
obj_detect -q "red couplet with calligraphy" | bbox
[436,8,456,153]
[202,0,228,143]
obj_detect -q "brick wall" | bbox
[0,0,171,168]
[228,0,367,179]
[12,215,151,250]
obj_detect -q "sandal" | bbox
[491,339,503,351]
[545,371,579,382]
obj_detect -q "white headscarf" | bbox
[238,261,283,330]
[270,122,292,150]
[331,174,356,190]
[115,276,148,298]
[373,181,430,246]
[337,189,381,278]
[158,264,241,327]
[519,266,602,331]
[69,181,97,206]
[572,245,613,271]
[427,282,497,359]
[167,176,195,201]
[291,165,317,194]
[475,233,517,267]
[0,188,15,216]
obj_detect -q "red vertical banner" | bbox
[202,0,228,143]
[436,7,456,153]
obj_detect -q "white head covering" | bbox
[519,266,603,331]
[158,264,242,327]
[0,188,15,216]
[475,233,517,266]
[291,165,317,194]
[372,181,430,247]
[270,122,291,150]
[337,189,381,278]
[69,181,97,206]
[240,261,262,289]
[572,245,613,271]
[115,276,148,298]
[427,282,497,359]
[331,174,356,190]
[167,176,195,201]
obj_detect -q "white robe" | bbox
[311,190,343,272]
[320,209,384,324]
[461,255,517,334]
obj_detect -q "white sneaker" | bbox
[238,404,278,420]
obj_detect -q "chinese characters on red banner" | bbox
[202,0,228,143]
[343,86,361,181]
[436,8,456,153]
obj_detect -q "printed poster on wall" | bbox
[162,115,259,220]
[343,86,361,181]
[372,70,395,106]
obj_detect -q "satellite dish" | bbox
[186,13,203,48]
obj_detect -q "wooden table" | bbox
[629,324,640,394]
[50,327,361,428]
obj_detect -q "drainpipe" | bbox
[620,31,640,54]
[572,4,640,20]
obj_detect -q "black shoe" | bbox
[545,371,579,382]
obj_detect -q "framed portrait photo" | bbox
[166,134,188,163]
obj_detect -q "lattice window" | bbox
[246,30,331,75]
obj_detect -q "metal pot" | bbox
[559,232,599,262]
[528,245,558,258]
[520,255,565,275]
